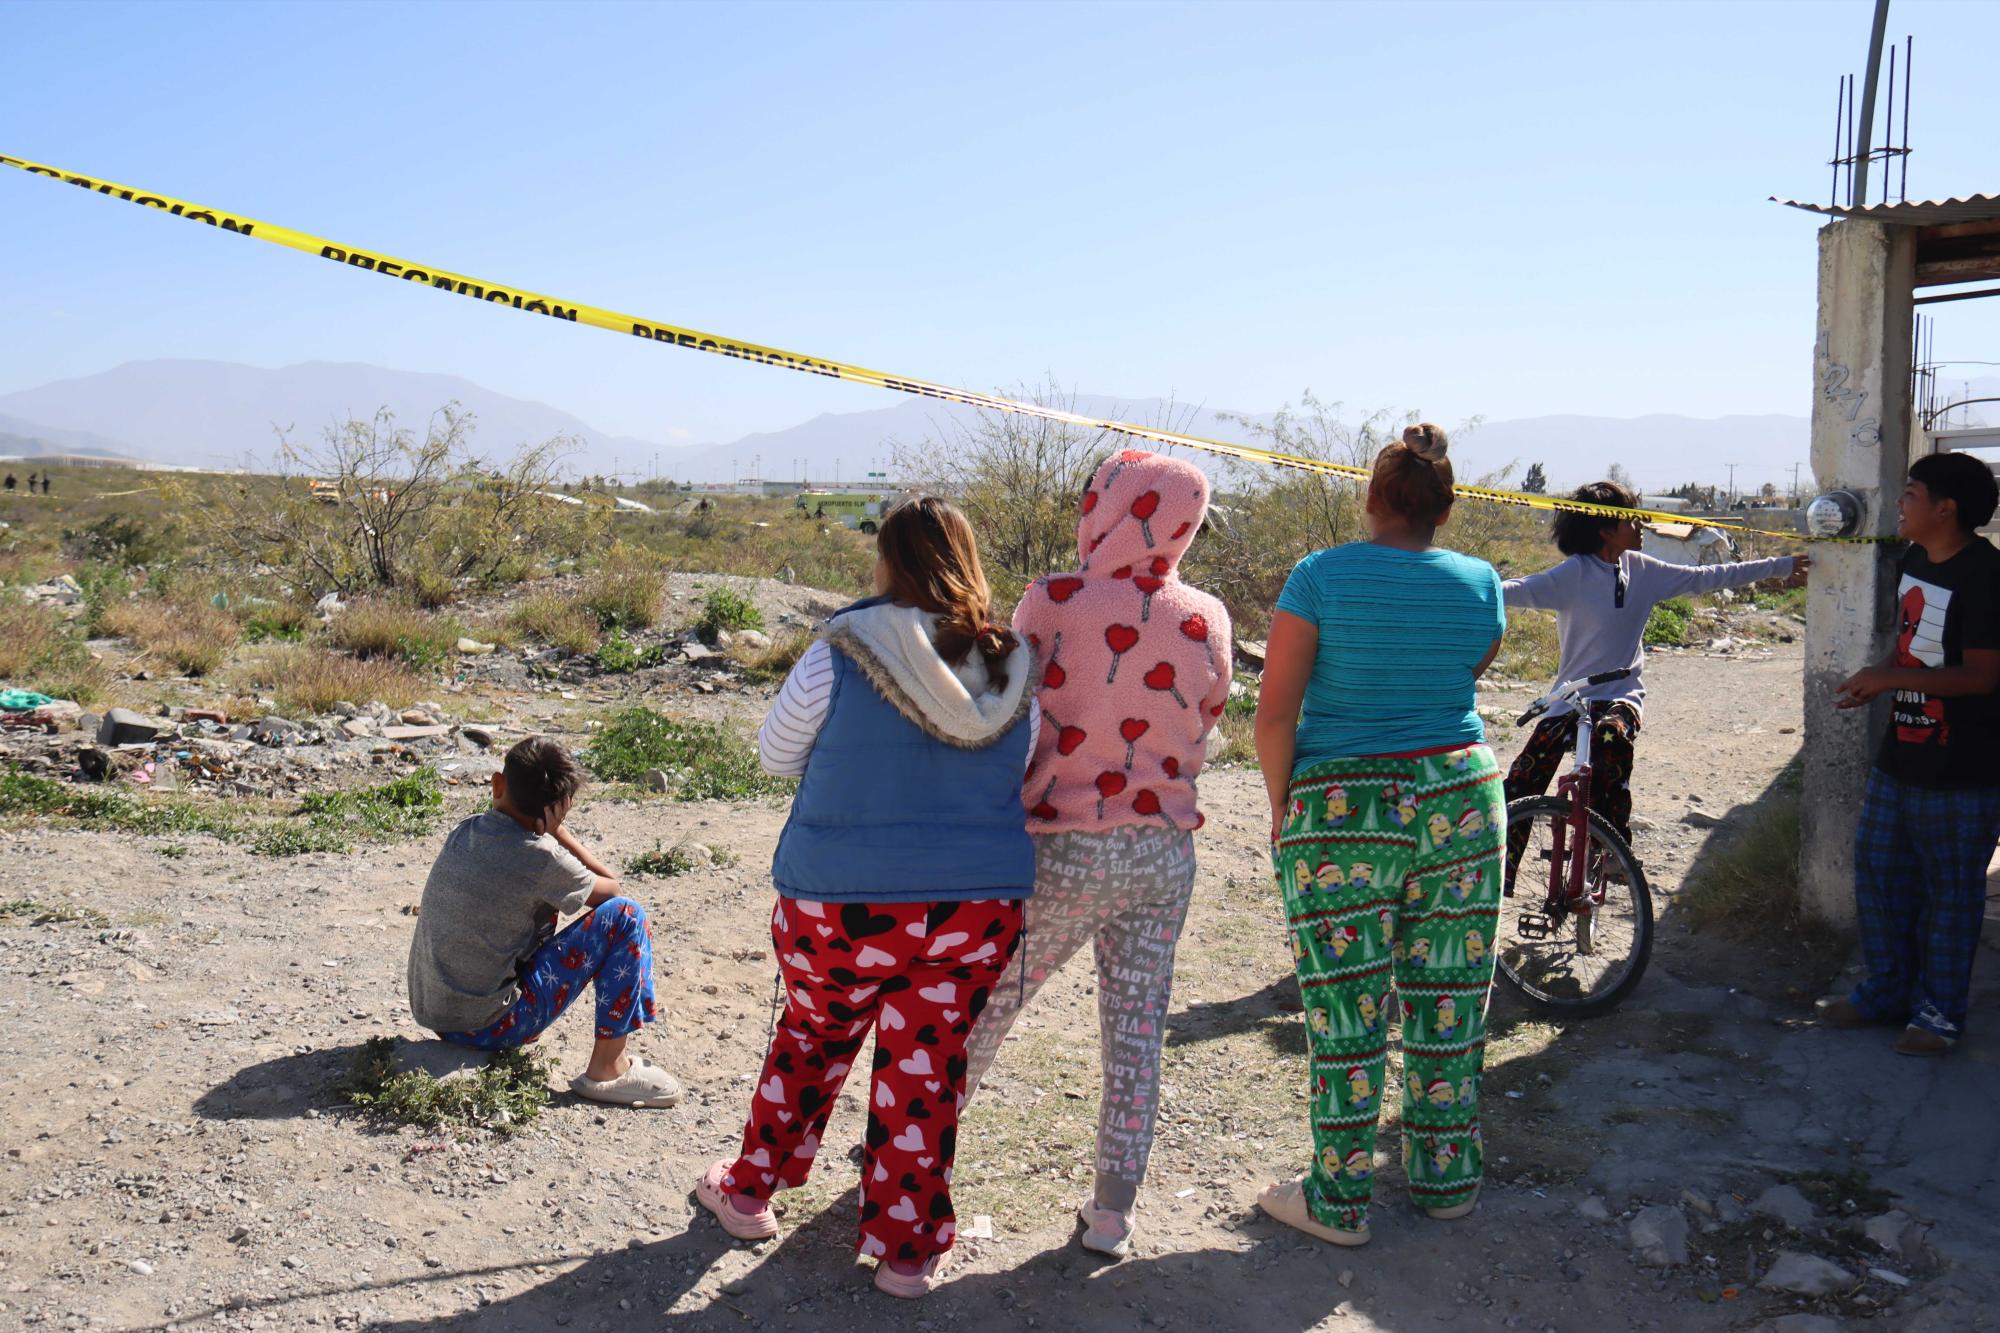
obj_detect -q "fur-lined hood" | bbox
[823,601,1036,749]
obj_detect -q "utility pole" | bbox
[1789,462,1804,506]
[1725,463,1739,506]
[1851,0,1892,206]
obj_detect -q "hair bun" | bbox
[1403,422,1450,463]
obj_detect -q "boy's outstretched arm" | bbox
[1500,563,1570,610]
[1640,551,1804,599]
[552,824,622,906]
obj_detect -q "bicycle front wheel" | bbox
[1496,796,1654,1018]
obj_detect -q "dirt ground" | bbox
[3,643,1994,1332]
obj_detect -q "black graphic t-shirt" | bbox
[1875,537,2000,788]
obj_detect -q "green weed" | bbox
[345,1036,552,1138]
[583,709,792,801]
[594,629,668,674]
[295,768,444,839]
[625,840,734,877]
[624,843,703,878]
[0,769,240,840]
[0,897,111,928]
[578,565,665,631]
[1643,596,1694,648]
[696,588,764,638]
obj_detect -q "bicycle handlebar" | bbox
[1514,667,1636,728]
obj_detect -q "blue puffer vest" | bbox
[771,600,1036,903]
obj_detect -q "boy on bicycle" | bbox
[1501,481,1805,867]
[1822,452,2000,1056]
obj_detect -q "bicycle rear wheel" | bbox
[1496,796,1653,1018]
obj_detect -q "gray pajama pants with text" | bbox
[963,826,1197,1213]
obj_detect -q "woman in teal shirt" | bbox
[1252,424,1506,1246]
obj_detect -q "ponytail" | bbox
[875,496,1020,690]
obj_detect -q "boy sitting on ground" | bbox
[405,736,680,1105]
[1823,451,2000,1056]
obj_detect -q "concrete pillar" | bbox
[1800,219,1916,926]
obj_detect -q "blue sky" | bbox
[3,0,1996,446]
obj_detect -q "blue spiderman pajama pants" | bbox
[442,896,657,1048]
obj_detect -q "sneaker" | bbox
[1893,1025,1954,1057]
[1078,1200,1133,1258]
[873,1253,948,1299]
[1255,1177,1369,1247]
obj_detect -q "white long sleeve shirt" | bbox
[758,639,1041,776]
[1502,551,1797,718]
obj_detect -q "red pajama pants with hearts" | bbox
[722,895,1024,1263]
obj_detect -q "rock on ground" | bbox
[1751,1183,1817,1230]
[1759,1251,1854,1297]
[1628,1204,1689,1266]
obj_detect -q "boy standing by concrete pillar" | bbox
[1822,452,2000,1055]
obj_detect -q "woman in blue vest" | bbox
[695,496,1039,1299]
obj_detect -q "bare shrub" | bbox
[226,406,606,600]
[892,379,1137,599]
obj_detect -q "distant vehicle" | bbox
[796,491,890,534]
[308,479,340,505]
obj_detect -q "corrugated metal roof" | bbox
[1771,193,2000,226]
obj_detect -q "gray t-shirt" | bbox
[406,810,598,1033]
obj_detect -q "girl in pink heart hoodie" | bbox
[963,448,1231,1257]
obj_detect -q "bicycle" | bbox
[1495,667,1654,1017]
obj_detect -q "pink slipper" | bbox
[873,1253,949,1298]
[696,1160,779,1240]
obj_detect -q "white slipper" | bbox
[571,1058,681,1107]
[1256,1176,1370,1246]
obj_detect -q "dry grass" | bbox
[99,598,241,677]
[0,596,110,702]
[232,644,423,715]
[508,589,601,655]
[0,597,70,681]
[731,629,813,684]
[577,564,665,631]
[328,597,461,667]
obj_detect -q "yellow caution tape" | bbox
[0,151,1883,545]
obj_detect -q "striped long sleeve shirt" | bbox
[758,639,1041,777]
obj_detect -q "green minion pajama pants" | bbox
[1273,744,1505,1231]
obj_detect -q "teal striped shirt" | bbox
[1275,542,1505,771]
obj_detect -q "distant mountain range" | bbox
[6,357,1989,492]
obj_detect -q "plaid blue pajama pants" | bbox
[1849,769,2000,1041]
